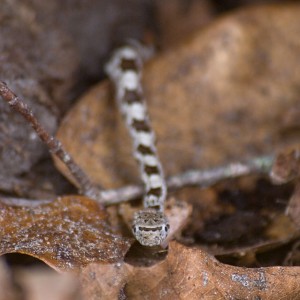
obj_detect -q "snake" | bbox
[105,42,169,246]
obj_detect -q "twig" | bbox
[101,155,273,205]
[0,155,273,207]
[0,81,102,201]
[167,155,273,189]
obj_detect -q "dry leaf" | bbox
[0,196,131,271]
[80,241,300,299]
[52,1,300,266]
[55,4,300,191]
[2,3,300,299]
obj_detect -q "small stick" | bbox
[101,155,273,205]
[0,155,273,207]
[167,155,273,190]
[0,81,102,201]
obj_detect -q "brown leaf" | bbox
[52,3,300,266]
[80,241,300,299]
[55,4,300,191]
[0,196,131,271]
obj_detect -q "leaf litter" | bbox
[80,242,300,300]
[1,3,300,299]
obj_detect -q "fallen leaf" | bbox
[0,196,131,271]
[53,3,300,264]
[55,4,300,191]
[80,241,300,299]
[2,2,300,300]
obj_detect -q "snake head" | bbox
[132,209,170,247]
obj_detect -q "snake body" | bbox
[106,43,169,246]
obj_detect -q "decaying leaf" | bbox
[80,241,300,299]
[0,196,131,271]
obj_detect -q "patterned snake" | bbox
[106,42,170,246]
